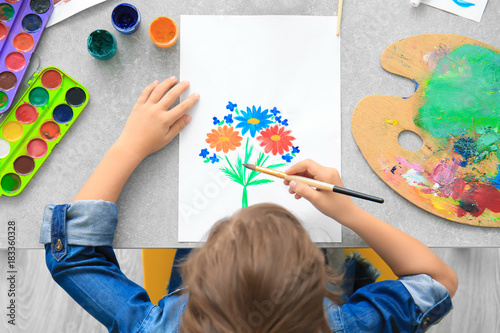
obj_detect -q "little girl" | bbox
[41,77,457,333]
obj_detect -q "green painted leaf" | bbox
[220,167,244,185]
[257,154,269,166]
[244,140,254,164]
[247,153,269,183]
[236,155,245,183]
[224,156,239,178]
[266,162,288,169]
[247,179,274,186]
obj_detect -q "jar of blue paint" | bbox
[111,3,141,34]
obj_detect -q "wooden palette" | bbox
[352,34,500,227]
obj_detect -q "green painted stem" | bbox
[242,186,248,208]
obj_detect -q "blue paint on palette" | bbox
[403,79,420,99]
[453,137,476,161]
[452,0,475,8]
[487,165,500,190]
[22,14,43,33]
[53,104,73,124]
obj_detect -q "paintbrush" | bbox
[243,163,384,204]
[336,0,343,36]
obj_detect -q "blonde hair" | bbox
[180,203,343,333]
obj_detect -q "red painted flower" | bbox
[257,125,295,155]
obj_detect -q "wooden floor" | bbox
[1,248,498,332]
[0,249,143,333]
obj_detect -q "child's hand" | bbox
[285,159,357,223]
[116,77,199,160]
[286,159,459,297]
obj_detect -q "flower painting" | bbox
[199,102,300,207]
[205,125,242,153]
[179,15,341,242]
[258,125,295,155]
[421,0,488,22]
[234,105,273,137]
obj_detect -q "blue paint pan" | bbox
[111,3,140,34]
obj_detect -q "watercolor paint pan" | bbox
[0,66,89,197]
[0,0,54,114]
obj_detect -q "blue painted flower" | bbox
[281,119,289,126]
[224,114,233,125]
[270,107,280,116]
[282,153,293,163]
[275,115,282,123]
[199,148,210,158]
[209,153,220,164]
[213,117,220,125]
[234,106,273,137]
[291,146,300,154]
[226,101,237,112]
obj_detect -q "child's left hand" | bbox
[116,77,199,160]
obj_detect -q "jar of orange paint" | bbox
[149,17,178,48]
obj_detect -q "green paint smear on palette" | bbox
[415,44,500,138]
[1,173,21,193]
[0,91,8,110]
[0,4,15,22]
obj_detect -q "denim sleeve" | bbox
[39,200,118,247]
[40,201,177,332]
[337,274,452,333]
[399,274,453,331]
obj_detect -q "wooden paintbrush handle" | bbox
[284,175,334,191]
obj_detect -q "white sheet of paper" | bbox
[47,0,109,27]
[179,15,341,243]
[422,0,488,22]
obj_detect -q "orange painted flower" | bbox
[206,125,243,153]
[257,125,295,155]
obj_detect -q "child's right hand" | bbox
[286,160,459,298]
[285,159,358,223]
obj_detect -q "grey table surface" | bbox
[1,0,499,249]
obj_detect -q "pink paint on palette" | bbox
[0,0,53,114]
[396,156,425,172]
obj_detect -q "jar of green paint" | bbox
[87,30,117,60]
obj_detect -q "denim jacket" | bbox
[40,200,452,333]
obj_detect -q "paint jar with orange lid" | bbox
[149,17,178,48]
